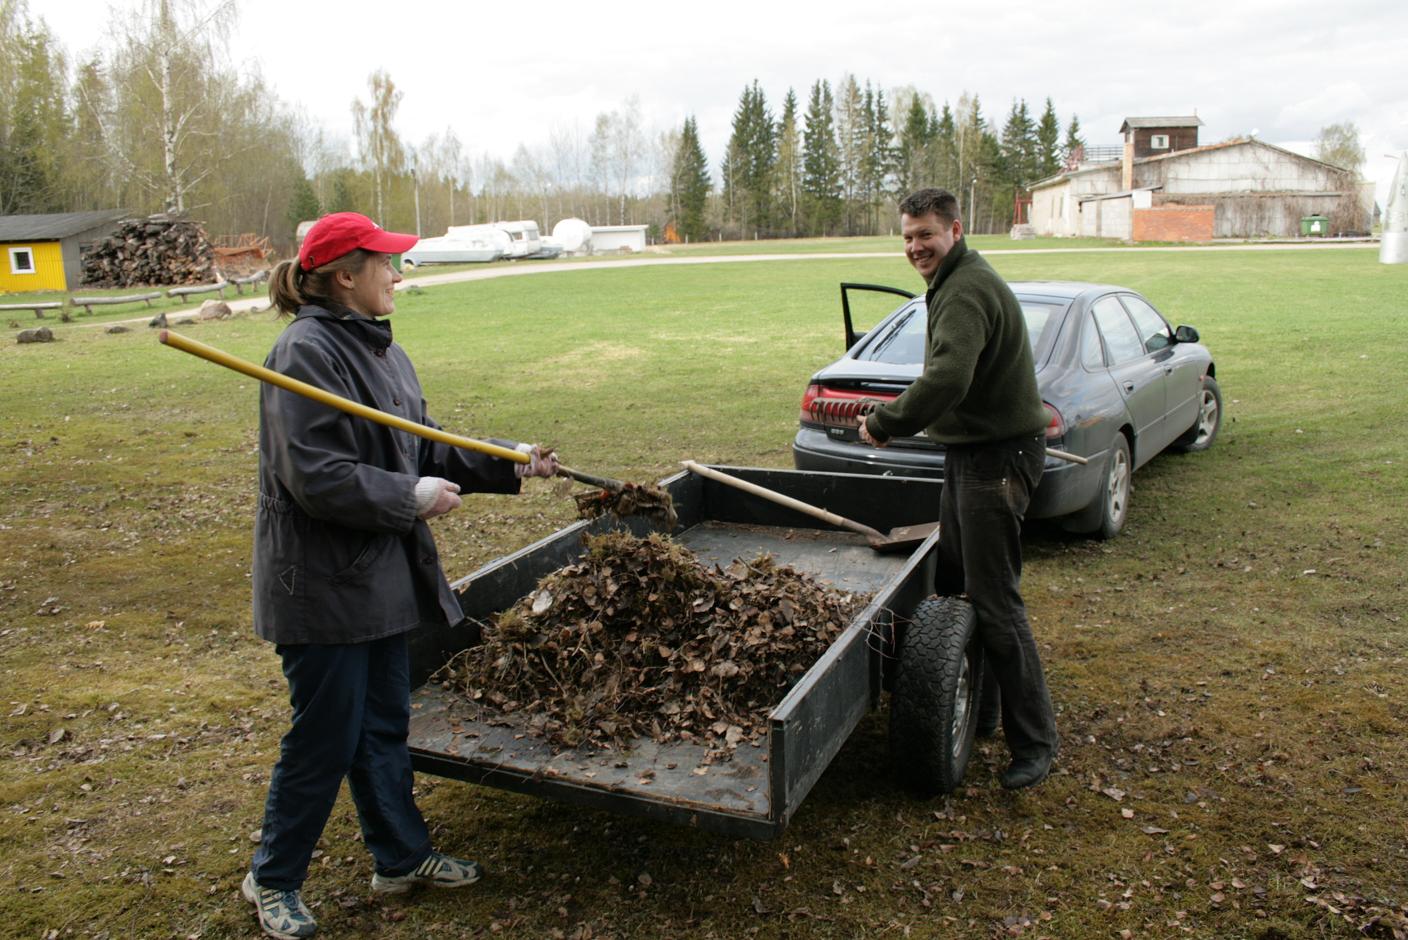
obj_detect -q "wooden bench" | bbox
[166,280,229,302]
[230,270,270,294]
[69,291,164,315]
[0,301,64,319]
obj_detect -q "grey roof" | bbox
[0,209,127,241]
[1120,116,1204,131]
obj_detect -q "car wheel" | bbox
[889,595,984,796]
[1173,376,1222,452]
[1094,434,1132,540]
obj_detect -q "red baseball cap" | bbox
[298,212,419,271]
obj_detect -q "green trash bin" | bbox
[1300,215,1330,237]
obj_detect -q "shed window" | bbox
[8,246,36,274]
[1150,134,1170,150]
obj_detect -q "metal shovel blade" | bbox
[866,520,941,553]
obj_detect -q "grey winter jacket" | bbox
[252,303,521,644]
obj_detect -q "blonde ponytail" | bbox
[266,250,373,318]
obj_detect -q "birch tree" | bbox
[352,69,405,225]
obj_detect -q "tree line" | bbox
[684,78,1086,242]
[0,1,1375,255]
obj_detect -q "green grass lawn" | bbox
[1,245,1405,939]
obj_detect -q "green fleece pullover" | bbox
[866,237,1047,445]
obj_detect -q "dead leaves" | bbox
[571,482,677,529]
[436,531,866,755]
[1306,891,1408,939]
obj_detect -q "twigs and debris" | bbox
[435,531,867,757]
[571,483,678,530]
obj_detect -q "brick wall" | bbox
[1132,205,1214,242]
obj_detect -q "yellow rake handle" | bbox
[157,330,529,464]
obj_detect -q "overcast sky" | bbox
[45,0,1408,203]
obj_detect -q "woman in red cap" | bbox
[241,212,556,939]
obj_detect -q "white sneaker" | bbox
[371,851,483,894]
[242,871,317,939]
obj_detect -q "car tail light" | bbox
[1042,402,1066,441]
[799,384,898,428]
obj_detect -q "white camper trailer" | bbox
[492,220,543,259]
[401,227,505,266]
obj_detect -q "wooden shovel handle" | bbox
[557,465,624,492]
[1046,447,1089,465]
[680,460,885,540]
[158,330,528,464]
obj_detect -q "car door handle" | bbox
[1123,381,1136,392]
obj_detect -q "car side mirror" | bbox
[1174,325,1199,343]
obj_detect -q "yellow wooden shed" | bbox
[0,210,127,293]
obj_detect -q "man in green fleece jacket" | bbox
[860,188,1058,789]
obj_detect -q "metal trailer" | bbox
[406,466,969,840]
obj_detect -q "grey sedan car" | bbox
[792,282,1222,538]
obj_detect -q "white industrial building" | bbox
[1029,116,1373,240]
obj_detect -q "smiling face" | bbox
[334,251,401,318]
[901,211,962,283]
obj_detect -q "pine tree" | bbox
[976,125,1003,234]
[932,103,957,193]
[1062,115,1085,167]
[775,89,801,235]
[1036,98,1062,180]
[999,98,1038,189]
[801,79,842,236]
[671,115,711,242]
[724,80,776,236]
[0,16,70,213]
[287,175,321,233]
[898,94,935,194]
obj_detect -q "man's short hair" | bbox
[899,188,960,225]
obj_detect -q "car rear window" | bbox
[858,299,1066,365]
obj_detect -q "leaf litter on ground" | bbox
[434,531,868,758]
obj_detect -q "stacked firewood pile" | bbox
[81,215,217,288]
[436,531,869,758]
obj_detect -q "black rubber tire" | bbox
[889,595,984,796]
[1172,375,1222,452]
[1093,433,1132,540]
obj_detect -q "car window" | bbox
[858,299,1065,365]
[1120,294,1173,352]
[1079,317,1105,369]
[1091,295,1146,365]
[1022,302,1065,362]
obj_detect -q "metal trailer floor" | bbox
[408,520,910,831]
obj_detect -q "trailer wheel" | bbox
[888,595,984,796]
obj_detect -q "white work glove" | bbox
[514,443,560,479]
[415,476,462,519]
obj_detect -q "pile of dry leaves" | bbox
[435,531,867,756]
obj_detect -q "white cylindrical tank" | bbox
[1380,151,1408,265]
[552,218,593,255]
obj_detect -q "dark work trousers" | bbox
[934,433,1058,760]
[250,633,432,891]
